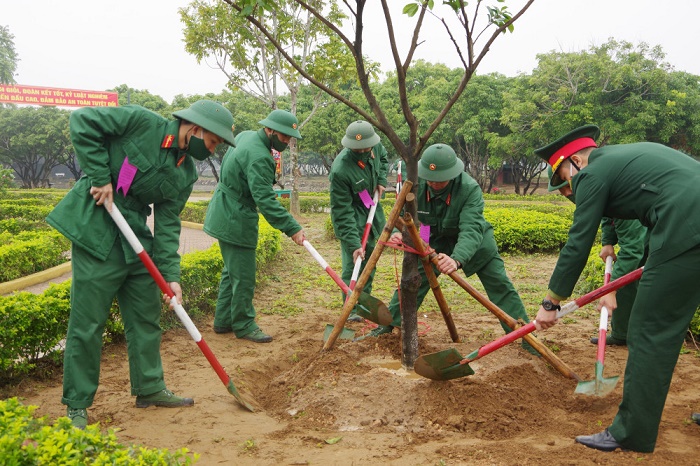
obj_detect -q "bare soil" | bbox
[10,210,700,466]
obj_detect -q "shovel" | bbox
[575,256,620,396]
[107,203,255,412]
[303,240,392,331]
[348,190,379,292]
[414,266,644,381]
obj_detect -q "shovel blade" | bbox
[414,348,475,380]
[354,293,393,326]
[323,324,355,342]
[226,379,255,412]
[574,376,620,397]
[575,362,620,396]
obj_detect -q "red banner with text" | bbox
[0,84,118,107]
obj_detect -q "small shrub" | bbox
[0,398,197,465]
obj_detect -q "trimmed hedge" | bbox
[0,398,196,464]
[0,231,70,282]
[0,216,281,383]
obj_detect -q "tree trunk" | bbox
[399,157,420,369]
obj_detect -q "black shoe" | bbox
[575,429,625,452]
[692,413,700,425]
[590,335,626,346]
[213,325,233,334]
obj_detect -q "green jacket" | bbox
[204,129,301,248]
[46,105,195,282]
[600,217,648,280]
[549,142,700,299]
[416,172,493,265]
[329,144,388,250]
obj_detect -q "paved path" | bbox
[18,226,216,295]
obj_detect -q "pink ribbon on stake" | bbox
[358,189,375,209]
[116,157,138,196]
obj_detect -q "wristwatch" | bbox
[541,298,561,312]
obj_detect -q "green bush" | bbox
[485,207,572,253]
[180,201,209,224]
[0,218,49,235]
[0,231,70,281]
[0,398,197,465]
[0,292,68,379]
[0,203,53,221]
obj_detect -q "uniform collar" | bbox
[257,128,272,149]
[162,120,181,150]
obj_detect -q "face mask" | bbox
[270,133,288,152]
[187,130,212,161]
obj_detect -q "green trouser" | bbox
[387,247,529,332]
[340,242,376,313]
[609,279,637,340]
[62,241,165,408]
[213,241,259,338]
[608,244,700,452]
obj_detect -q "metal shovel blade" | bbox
[574,361,620,397]
[323,324,355,342]
[354,295,393,326]
[226,379,256,412]
[414,348,475,380]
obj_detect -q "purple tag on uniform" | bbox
[116,156,138,196]
[419,224,430,244]
[358,189,375,209]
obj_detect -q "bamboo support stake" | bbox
[402,213,460,342]
[323,180,414,351]
[426,252,581,381]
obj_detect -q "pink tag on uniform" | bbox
[116,156,138,196]
[419,224,430,244]
[358,189,375,209]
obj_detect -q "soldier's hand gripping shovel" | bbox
[302,240,392,341]
[415,267,643,381]
[575,256,620,396]
[106,204,255,412]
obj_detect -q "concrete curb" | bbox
[0,262,72,295]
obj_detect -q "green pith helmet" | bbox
[172,100,236,146]
[341,120,380,150]
[258,109,302,139]
[547,165,568,192]
[418,144,464,182]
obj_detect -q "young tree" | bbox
[228,0,536,365]
[180,0,356,215]
[0,25,19,84]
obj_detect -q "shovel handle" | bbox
[348,191,379,292]
[461,266,644,365]
[596,256,615,363]
[106,204,236,389]
[303,240,350,293]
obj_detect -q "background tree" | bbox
[0,25,18,84]
[0,106,72,188]
[227,0,536,366]
[181,0,356,215]
[109,84,172,116]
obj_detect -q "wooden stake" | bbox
[323,181,414,350]
[402,213,460,343]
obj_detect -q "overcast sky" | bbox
[4,0,699,103]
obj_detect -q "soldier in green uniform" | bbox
[547,167,647,346]
[204,109,306,343]
[329,121,388,322]
[47,100,236,429]
[362,144,535,352]
[535,125,700,452]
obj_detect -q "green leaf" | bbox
[403,3,420,17]
[325,436,343,445]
